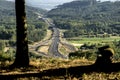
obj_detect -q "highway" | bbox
[29,27,67,59]
[48,28,67,59]
[29,14,76,59]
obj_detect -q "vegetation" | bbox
[69,39,120,61]
[46,0,120,61]
[47,0,120,38]
[0,0,120,79]
[0,0,48,64]
[0,59,120,80]
[0,0,48,44]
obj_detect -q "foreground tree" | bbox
[12,0,29,67]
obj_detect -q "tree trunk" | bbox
[12,0,29,67]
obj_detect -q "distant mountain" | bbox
[47,0,120,38]
[5,0,74,10]
[0,0,46,14]
[0,0,46,21]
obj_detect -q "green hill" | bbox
[47,0,120,38]
[0,0,48,43]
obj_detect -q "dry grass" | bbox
[72,43,84,47]
[81,72,120,80]
[37,46,49,54]
[0,59,93,73]
[42,30,52,41]
[30,59,94,70]
[1,59,120,80]
[58,42,77,55]
[58,43,69,54]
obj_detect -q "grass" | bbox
[58,43,70,55]
[68,36,120,45]
[80,72,120,80]
[0,35,120,79]
[42,29,52,41]
[30,58,93,70]
[1,59,120,80]
[0,59,93,72]
[37,46,49,54]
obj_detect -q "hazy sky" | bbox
[6,0,120,2]
[6,0,120,10]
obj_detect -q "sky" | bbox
[6,0,120,10]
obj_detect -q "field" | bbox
[67,36,120,47]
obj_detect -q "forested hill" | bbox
[0,0,46,18]
[47,0,120,38]
[0,0,48,43]
[47,0,120,19]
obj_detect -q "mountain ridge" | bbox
[47,0,120,38]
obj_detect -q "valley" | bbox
[29,17,76,59]
[0,0,120,80]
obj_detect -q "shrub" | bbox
[69,51,95,60]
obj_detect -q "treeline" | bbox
[0,0,48,46]
[47,0,120,38]
[28,21,47,42]
[0,0,48,61]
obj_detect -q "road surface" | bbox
[29,14,76,59]
[48,28,67,58]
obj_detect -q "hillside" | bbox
[0,0,46,22]
[47,0,120,38]
[0,0,48,42]
[0,0,49,59]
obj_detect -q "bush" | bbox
[0,48,15,61]
[69,51,95,60]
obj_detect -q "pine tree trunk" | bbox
[12,0,29,67]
